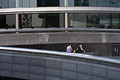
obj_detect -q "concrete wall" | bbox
[0,47,120,80]
[0,32,120,46]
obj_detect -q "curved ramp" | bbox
[0,47,120,80]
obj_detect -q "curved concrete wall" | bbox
[0,47,120,80]
[0,32,120,46]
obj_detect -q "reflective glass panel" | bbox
[37,0,44,7]
[52,0,59,6]
[30,0,37,7]
[0,15,6,29]
[89,0,96,6]
[16,0,23,7]
[68,13,86,28]
[68,14,74,27]
[32,14,45,28]
[6,15,16,29]
[74,14,86,28]
[9,0,15,8]
[20,13,64,29]
[96,0,102,7]
[0,0,1,8]
[82,0,89,6]
[75,0,82,6]
[2,0,8,8]
[68,0,74,6]
[103,0,109,7]
[99,14,111,28]
[109,0,116,7]
[0,15,15,29]
[86,14,100,28]
[116,0,120,7]
[23,0,30,7]
[17,0,23,7]
[60,0,64,6]
[111,13,120,29]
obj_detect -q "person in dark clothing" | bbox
[75,44,85,53]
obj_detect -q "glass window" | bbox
[6,15,16,29]
[0,15,6,29]
[9,0,15,8]
[99,14,111,28]
[52,0,59,6]
[64,0,68,6]
[30,0,37,7]
[111,13,120,29]
[82,0,89,6]
[74,14,86,28]
[68,13,86,28]
[87,14,100,28]
[89,0,96,6]
[16,0,23,7]
[37,0,44,7]
[116,0,120,7]
[46,0,52,6]
[32,14,45,28]
[96,0,102,7]
[23,0,30,7]
[68,0,74,6]
[75,0,82,6]
[0,15,15,29]
[109,0,116,7]
[68,14,74,27]
[20,13,64,29]
[0,0,1,8]
[103,0,109,7]
[2,0,9,8]
[60,0,64,6]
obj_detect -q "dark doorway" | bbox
[112,44,120,56]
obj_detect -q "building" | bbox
[0,0,120,29]
[0,0,120,57]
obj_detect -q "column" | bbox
[65,13,68,28]
[16,13,19,29]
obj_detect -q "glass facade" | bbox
[19,13,65,29]
[0,14,15,29]
[0,13,120,29]
[0,0,120,8]
[68,13,120,29]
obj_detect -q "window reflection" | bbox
[0,15,15,29]
[23,0,30,7]
[16,0,23,7]
[9,0,15,8]
[68,13,120,29]
[109,0,116,7]
[2,0,8,8]
[0,0,1,8]
[19,13,65,29]
[30,0,37,7]
[103,0,109,7]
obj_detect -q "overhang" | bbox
[0,7,120,14]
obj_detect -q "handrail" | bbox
[0,28,120,33]
[0,46,120,65]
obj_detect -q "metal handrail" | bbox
[0,28,120,33]
[0,46,120,65]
